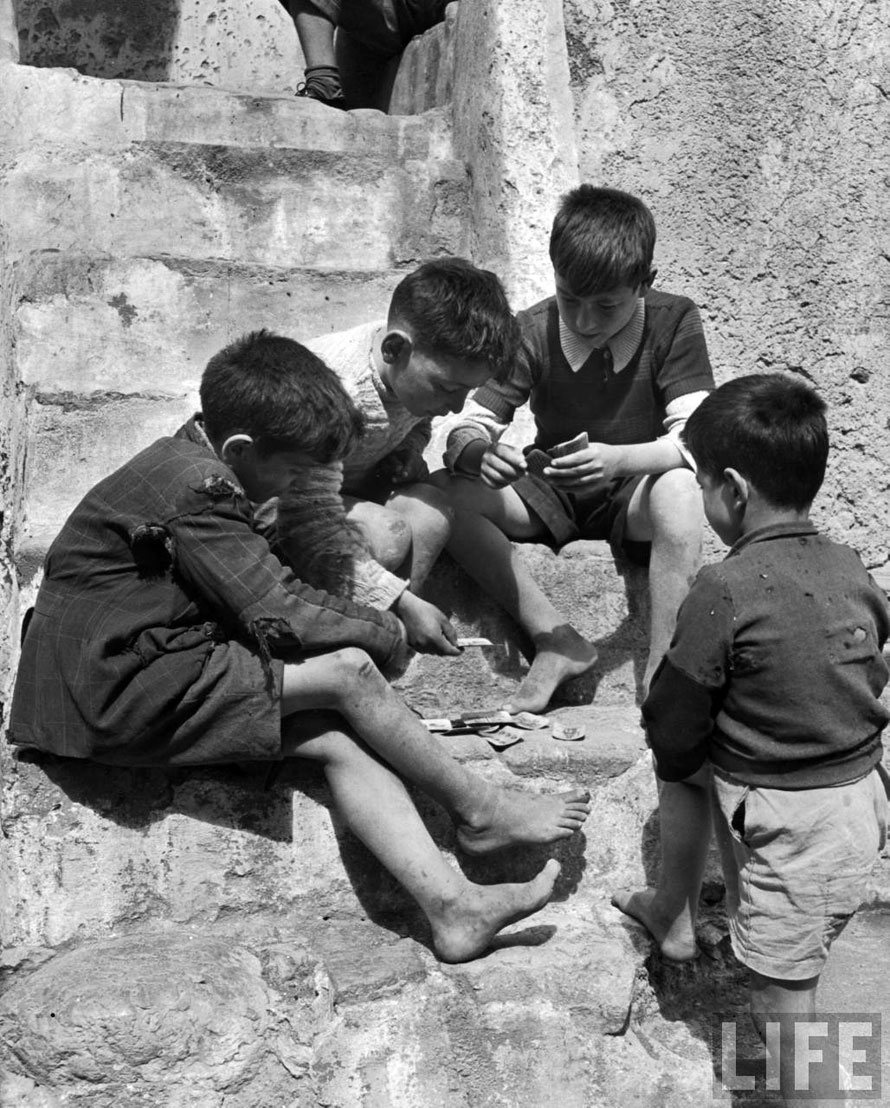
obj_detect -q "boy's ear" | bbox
[380,329,413,365]
[219,433,255,466]
[723,467,749,508]
[640,267,657,294]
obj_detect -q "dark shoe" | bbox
[296,65,347,110]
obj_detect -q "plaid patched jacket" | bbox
[8,418,404,765]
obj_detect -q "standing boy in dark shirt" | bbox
[9,331,591,963]
[613,374,889,1106]
[435,186,714,712]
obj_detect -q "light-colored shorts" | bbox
[711,766,888,982]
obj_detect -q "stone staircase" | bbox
[1,3,888,1106]
[1,62,468,560]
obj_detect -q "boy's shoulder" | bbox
[88,420,245,516]
[643,287,701,317]
[719,525,885,600]
[305,320,381,363]
[517,295,557,321]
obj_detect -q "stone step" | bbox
[399,545,650,710]
[13,253,400,399]
[0,703,649,952]
[0,907,707,1108]
[4,139,465,271]
[0,64,450,157]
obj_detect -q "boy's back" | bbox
[656,521,890,787]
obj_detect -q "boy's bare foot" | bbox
[611,887,699,962]
[505,626,598,714]
[455,785,591,856]
[431,859,561,963]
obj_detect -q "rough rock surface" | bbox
[564,0,890,568]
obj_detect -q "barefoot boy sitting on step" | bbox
[288,257,521,656]
[614,375,889,1106]
[9,331,590,964]
[432,186,714,712]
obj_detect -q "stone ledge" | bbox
[0,704,647,951]
[11,254,415,396]
[0,63,452,156]
[399,545,650,710]
[3,141,464,270]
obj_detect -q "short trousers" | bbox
[308,0,448,56]
[711,766,888,981]
[512,464,650,565]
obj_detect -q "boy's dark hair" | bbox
[683,373,828,510]
[200,330,364,461]
[550,185,656,295]
[388,257,521,380]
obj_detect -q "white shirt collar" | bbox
[558,298,646,374]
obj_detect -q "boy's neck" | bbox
[738,497,812,539]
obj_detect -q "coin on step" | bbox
[552,721,585,741]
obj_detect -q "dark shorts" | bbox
[309,0,448,55]
[513,462,651,566]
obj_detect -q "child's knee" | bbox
[650,469,704,537]
[326,646,385,696]
[351,504,412,569]
[426,469,485,512]
[408,483,456,538]
[331,645,377,677]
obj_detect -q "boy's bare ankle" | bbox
[428,859,561,963]
[505,626,598,713]
[611,887,698,962]
[455,784,590,855]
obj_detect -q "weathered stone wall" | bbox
[14,0,303,92]
[565,0,890,567]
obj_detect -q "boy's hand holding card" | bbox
[525,433,590,484]
[546,433,621,492]
[549,431,590,460]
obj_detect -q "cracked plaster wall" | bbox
[565,0,890,566]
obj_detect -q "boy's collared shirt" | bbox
[557,297,646,374]
[644,520,890,788]
[444,290,712,471]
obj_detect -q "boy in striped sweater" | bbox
[433,186,715,712]
[273,257,522,657]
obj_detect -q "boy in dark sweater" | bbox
[614,375,889,1106]
[434,185,714,712]
[9,331,591,963]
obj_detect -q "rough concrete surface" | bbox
[564,0,890,569]
[14,0,303,93]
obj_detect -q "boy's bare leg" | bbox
[430,472,598,713]
[345,485,453,591]
[385,483,453,590]
[283,715,562,962]
[750,974,840,1107]
[285,0,337,68]
[626,468,703,692]
[611,764,711,961]
[344,497,412,574]
[280,651,591,853]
